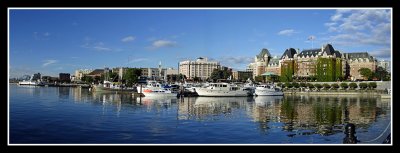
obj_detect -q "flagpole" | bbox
[312,39,314,48]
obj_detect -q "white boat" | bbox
[195,83,250,97]
[18,80,38,85]
[93,81,135,92]
[137,80,161,93]
[142,88,177,97]
[138,80,177,97]
[254,84,284,96]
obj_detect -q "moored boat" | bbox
[92,81,135,92]
[195,83,250,97]
[254,84,284,96]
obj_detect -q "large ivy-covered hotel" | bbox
[247,44,378,82]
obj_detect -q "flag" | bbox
[308,35,315,40]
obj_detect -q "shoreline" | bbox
[283,91,391,98]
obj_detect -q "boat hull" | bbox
[142,92,178,97]
[93,85,135,92]
[196,88,249,97]
[254,90,284,96]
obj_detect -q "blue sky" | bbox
[9,9,391,77]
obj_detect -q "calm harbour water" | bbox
[9,84,391,144]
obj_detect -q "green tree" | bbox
[81,75,93,83]
[349,82,358,90]
[209,69,231,82]
[368,82,377,89]
[308,75,317,82]
[331,83,339,90]
[374,67,389,81]
[123,68,142,87]
[307,83,314,89]
[281,83,286,88]
[300,82,307,88]
[193,77,201,82]
[178,74,187,81]
[358,68,373,80]
[109,72,118,82]
[340,82,348,90]
[292,82,300,88]
[254,76,264,83]
[359,83,368,90]
[277,82,282,88]
[314,84,322,90]
[323,83,331,90]
[285,82,293,89]
[94,76,101,84]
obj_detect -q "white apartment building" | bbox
[74,69,94,80]
[179,57,220,80]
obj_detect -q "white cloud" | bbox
[370,48,391,59]
[33,32,50,40]
[324,22,337,27]
[127,58,149,64]
[93,46,111,51]
[216,56,253,70]
[324,9,391,47]
[331,13,342,21]
[151,40,177,48]
[42,60,58,67]
[171,33,186,39]
[121,36,136,42]
[222,56,253,64]
[43,32,50,37]
[277,29,297,36]
[81,38,116,52]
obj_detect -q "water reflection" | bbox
[58,87,70,99]
[63,87,391,142]
[137,96,178,111]
[192,97,249,120]
[252,96,283,133]
[78,90,388,132]
[278,95,387,136]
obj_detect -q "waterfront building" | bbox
[249,48,272,79]
[165,67,179,82]
[276,44,346,81]
[378,60,390,73]
[86,69,105,79]
[59,73,71,83]
[179,57,220,80]
[75,69,93,80]
[41,76,58,83]
[112,67,129,81]
[31,73,41,81]
[294,44,343,81]
[232,71,253,82]
[279,48,297,81]
[265,56,281,76]
[343,52,377,81]
[246,63,255,73]
[140,68,167,80]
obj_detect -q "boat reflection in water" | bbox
[190,97,251,120]
[136,96,178,111]
[47,85,391,143]
[254,96,283,107]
